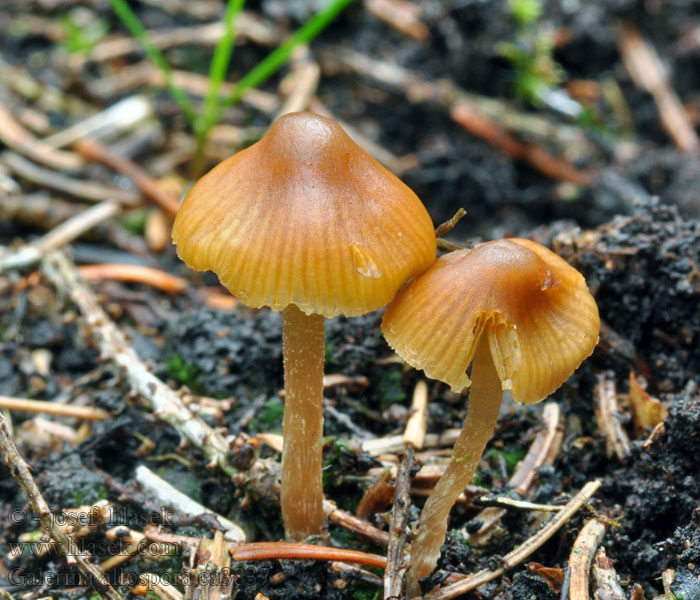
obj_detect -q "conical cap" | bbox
[173,112,437,317]
[382,238,599,404]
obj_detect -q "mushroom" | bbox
[172,112,436,540]
[381,238,599,595]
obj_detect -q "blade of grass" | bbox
[108,0,198,127]
[196,0,246,139]
[219,0,355,113]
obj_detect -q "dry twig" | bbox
[3,152,140,205]
[568,518,607,600]
[450,103,593,185]
[231,542,387,569]
[73,138,181,218]
[0,396,110,421]
[0,200,121,273]
[591,547,626,600]
[41,251,232,470]
[78,264,188,294]
[135,466,245,542]
[594,373,630,460]
[324,500,392,547]
[404,381,429,449]
[618,23,699,152]
[0,103,83,171]
[365,0,429,41]
[0,414,123,600]
[384,448,414,600]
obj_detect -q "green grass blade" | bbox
[220,0,355,112]
[196,0,246,137]
[108,0,198,127]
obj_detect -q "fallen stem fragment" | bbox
[3,152,141,205]
[230,542,387,569]
[0,102,83,171]
[135,465,245,542]
[323,499,391,547]
[434,208,467,239]
[40,251,231,470]
[78,264,188,294]
[0,413,123,600]
[384,447,414,600]
[568,518,607,600]
[73,138,181,217]
[0,200,121,273]
[0,396,110,421]
[421,480,602,600]
[474,496,565,512]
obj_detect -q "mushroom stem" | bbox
[281,304,326,540]
[407,339,502,597]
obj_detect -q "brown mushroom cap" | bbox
[172,112,437,318]
[382,238,600,404]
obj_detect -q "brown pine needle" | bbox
[78,264,188,294]
[230,542,387,569]
[0,396,110,420]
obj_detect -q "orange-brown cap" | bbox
[382,238,600,404]
[172,112,436,318]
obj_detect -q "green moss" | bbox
[324,336,338,365]
[253,397,284,431]
[485,444,526,475]
[59,14,109,55]
[166,354,202,390]
[119,209,148,235]
[377,367,406,410]
[351,588,381,600]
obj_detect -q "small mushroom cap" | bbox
[381,238,600,404]
[172,112,436,318]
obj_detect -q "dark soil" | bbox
[1,0,700,599]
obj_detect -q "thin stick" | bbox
[568,519,607,600]
[3,152,141,205]
[41,251,231,470]
[618,23,699,152]
[324,500,391,547]
[78,264,188,294]
[450,103,593,185]
[434,209,467,238]
[135,466,245,542]
[73,138,180,217]
[0,396,110,421]
[0,414,123,600]
[89,16,277,64]
[0,200,121,273]
[591,547,626,600]
[231,542,387,569]
[384,447,414,600]
[403,381,429,449]
[474,496,564,512]
[421,480,602,600]
[362,429,462,457]
[43,95,153,149]
[594,373,630,460]
[276,52,321,118]
[0,103,83,171]
[365,0,429,41]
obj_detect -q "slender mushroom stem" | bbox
[407,339,503,597]
[281,304,326,540]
